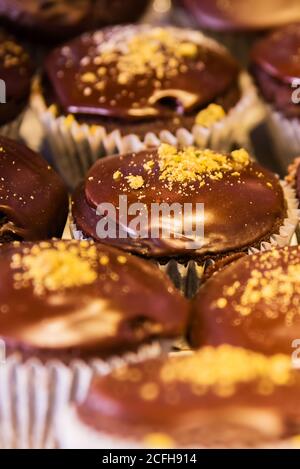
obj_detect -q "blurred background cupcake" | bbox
[251,23,300,167]
[57,346,300,448]
[0,136,68,242]
[0,0,151,45]
[0,29,33,138]
[33,24,263,188]
[171,0,300,64]
[0,239,189,448]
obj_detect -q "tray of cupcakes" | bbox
[0,0,299,450]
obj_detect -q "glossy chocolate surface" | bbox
[77,346,300,447]
[0,137,68,242]
[0,240,189,360]
[45,25,239,121]
[72,146,286,260]
[190,246,300,355]
[251,24,300,118]
[0,29,33,124]
[0,1,150,43]
[174,0,300,32]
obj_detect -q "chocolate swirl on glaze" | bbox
[190,246,300,355]
[76,346,300,447]
[72,145,286,261]
[0,136,68,242]
[251,24,300,119]
[0,240,189,361]
[0,29,33,125]
[174,0,300,32]
[45,25,240,122]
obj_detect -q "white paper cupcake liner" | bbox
[70,181,299,298]
[265,105,300,167]
[0,111,25,140]
[0,342,162,449]
[32,70,265,189]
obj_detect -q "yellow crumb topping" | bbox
[157,144,250,188]
[215,248,300,322]
[125,175,144,190]
[195,103,226,128]
[160,346,293,397]
[11,243,98,295]
[143,433,175,449]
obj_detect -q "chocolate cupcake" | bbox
[0,239,189,448]
[190,246,300,355]
[0,29,33,138]
[251,23,300,165]
[57,346,300,448]
[172,0,300,63]
[71,144,299,296]
[0,1,150,44]
[33,25,263,188]
[0,136,68,242]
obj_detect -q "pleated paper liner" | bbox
[70,180,300,299]
[32,67,265,189]
[0,342,163,449]
[0,110,26,141]
[264,105,300,167]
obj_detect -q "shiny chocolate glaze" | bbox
[190,246,300,355]
[44,25,240,123]
[174,0,300,32]
[76,347,300,447]
[72,148,286,260]
[0,137,68,242]
[0,240,189,360]
[251,24,300,118]
[0,29,33,125]
[0,1,150,43]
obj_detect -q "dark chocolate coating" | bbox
[0,136,68,242]
[251,24,300,118]
[174,0,300,32]
[297,163,300,202]
[72,148,286,260]
[0,29,33,125]
[0,240,189,360]
[190,246,300,355]
[45,25,240,123]
[0,1,150,43]
[77,347,300,447]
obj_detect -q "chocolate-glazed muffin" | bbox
[0,136,68,243]
[0,1,150,44]
[173,0,300,32]
[251,24,300,164]
[71,144,295,295]
[0,239,188,449]
[57,346,300,448]
[172,1,300,64]
[0,240,189,361]
[190,246,300,355]
[35,24,262,188]
[0,29,33,137]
